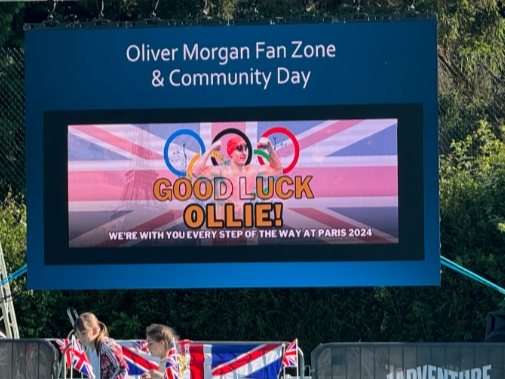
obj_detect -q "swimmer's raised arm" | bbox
[257,137,283,177]
[193,140,223,178]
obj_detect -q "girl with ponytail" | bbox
[74,312,128,379]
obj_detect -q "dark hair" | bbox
[146,324,179,350]
[74,312,108,351]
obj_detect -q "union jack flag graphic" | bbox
[58,339,286,379]
[71,336,95,378]
[68,119,398,247]
[60,338,129,379]
[55,339,72,369]
[179,341,284,379]
[281,340,297,368]
[132,340,149,353]
[164,339,182,379]
[118,340,159,376]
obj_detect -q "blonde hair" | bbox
[74,312,108,351]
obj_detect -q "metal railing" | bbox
[311,342,505,379]
[0,338,59,379]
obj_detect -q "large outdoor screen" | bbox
[26,21,439,289]
[68,118,398,248]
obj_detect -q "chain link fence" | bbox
[0,46,504,206]
[0,48,25,206]
[438,53,505,156]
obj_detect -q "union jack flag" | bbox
[55,339,72,368]
[190,341,285,379]
[281,340,297,368]
[132,340,149,353]
[182,341,284,379]
[118,340,159,377]
[68,120,398,247]
[57,338,131,379]
[57,339,286,379]
[71,336,95,378]
[164,339,181,379]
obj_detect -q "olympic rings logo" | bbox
[163,127,300,178]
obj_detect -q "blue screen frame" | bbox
[25,21,439,289]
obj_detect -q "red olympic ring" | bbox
[257,127,300,174]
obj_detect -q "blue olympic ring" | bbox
[164,129,206,177]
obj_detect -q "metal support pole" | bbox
[0,240,20,338]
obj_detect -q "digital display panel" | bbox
[26,21,439,289]
[67,119,398,249]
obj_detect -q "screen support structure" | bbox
[0,240,20,338]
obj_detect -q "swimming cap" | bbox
[227,136,246,157]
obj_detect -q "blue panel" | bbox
[68,133,130,161]
[329,124,398,157]
[258,121,323,144]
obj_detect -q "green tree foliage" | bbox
[0,3,24,48]
[1,174,504,355]
[0,48,25,201]
[0,194,26,274]
[0,0,504,364]
[440,121,505,267]
[0,0,503,50]
[433,0,505,153]
[6,281,504,360]
[0,195,57,339]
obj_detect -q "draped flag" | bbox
[179,340,284,379]
[58,340,287,379]
[118,340,159,376]
[281,340,297,368]
[165,338,182,379]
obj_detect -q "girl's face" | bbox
[75,326,99,348]
[146,335,166,359]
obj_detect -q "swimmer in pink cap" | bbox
[192,134,282,221]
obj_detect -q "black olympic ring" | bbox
[211,128,253,166]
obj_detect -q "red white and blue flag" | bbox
[71,336,95,378]
[118,340,159,376]
[179,341,284,379]
[164,339,182,379]
[58,339,285,379]
[55,337,129,379]
[281,340,297,368]
[55,339,72,369]
[68,120,398,247]
[132,340,149,353]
